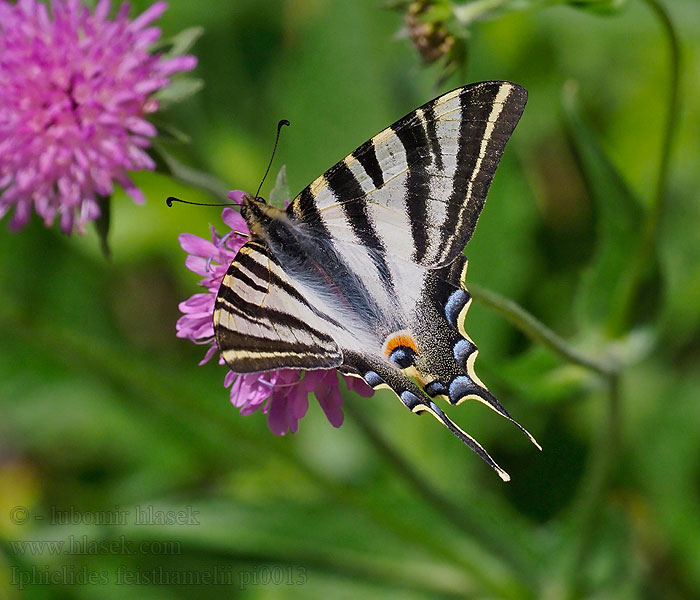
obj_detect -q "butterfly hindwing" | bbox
[410,259,541,449]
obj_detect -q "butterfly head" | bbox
[240,193,284,238]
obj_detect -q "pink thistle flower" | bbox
[176,191,374,435]
[0,0,197,233]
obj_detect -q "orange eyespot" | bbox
[383,332,418,357]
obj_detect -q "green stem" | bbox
[563,373,621,599]
[344,401,538,589]
[615,0,681,331]
[469,284,617,378]
[640,0,680,249]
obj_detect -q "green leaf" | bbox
[153,77,204,106]
[165,26,205,58]
[150,26,204,57]
[562,82,644,334]
[268,165,290,208]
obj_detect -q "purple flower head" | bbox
[177,192,374,435]
[0,0,197,233]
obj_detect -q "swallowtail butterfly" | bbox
[214,81,539,480]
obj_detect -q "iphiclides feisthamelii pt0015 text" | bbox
[213,81,541,481]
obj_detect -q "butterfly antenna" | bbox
[255,119,290,201]
[166,196,242,208]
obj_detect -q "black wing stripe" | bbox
[217,330,333,355]
[440,84,527,263]
[391,115,430,165]
[234,249,319,316]
[216,287,335,343]
[221,352,339,372]
[422,103,444,171]
[325,167,395,290]
[291,187,333,239]
[216,298,272,329]
[231,251,270,282]
[439,84,501,261]
[352,139,384,189]
[393,115,431,263]
[229,267,269,295]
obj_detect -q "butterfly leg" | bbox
[342,351,511,481]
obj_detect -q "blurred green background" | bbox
[1,0,700,598]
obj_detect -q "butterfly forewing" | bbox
[287,81,527,268]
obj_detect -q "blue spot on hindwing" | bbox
[400,391,421,410]
[424,380,448,397]
[449,376,479,404]
[445,289,469,328]
[364,371,384,388]
[453,339,475,368]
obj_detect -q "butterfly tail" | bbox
[343,351,510,481]
[457,383,542,451]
